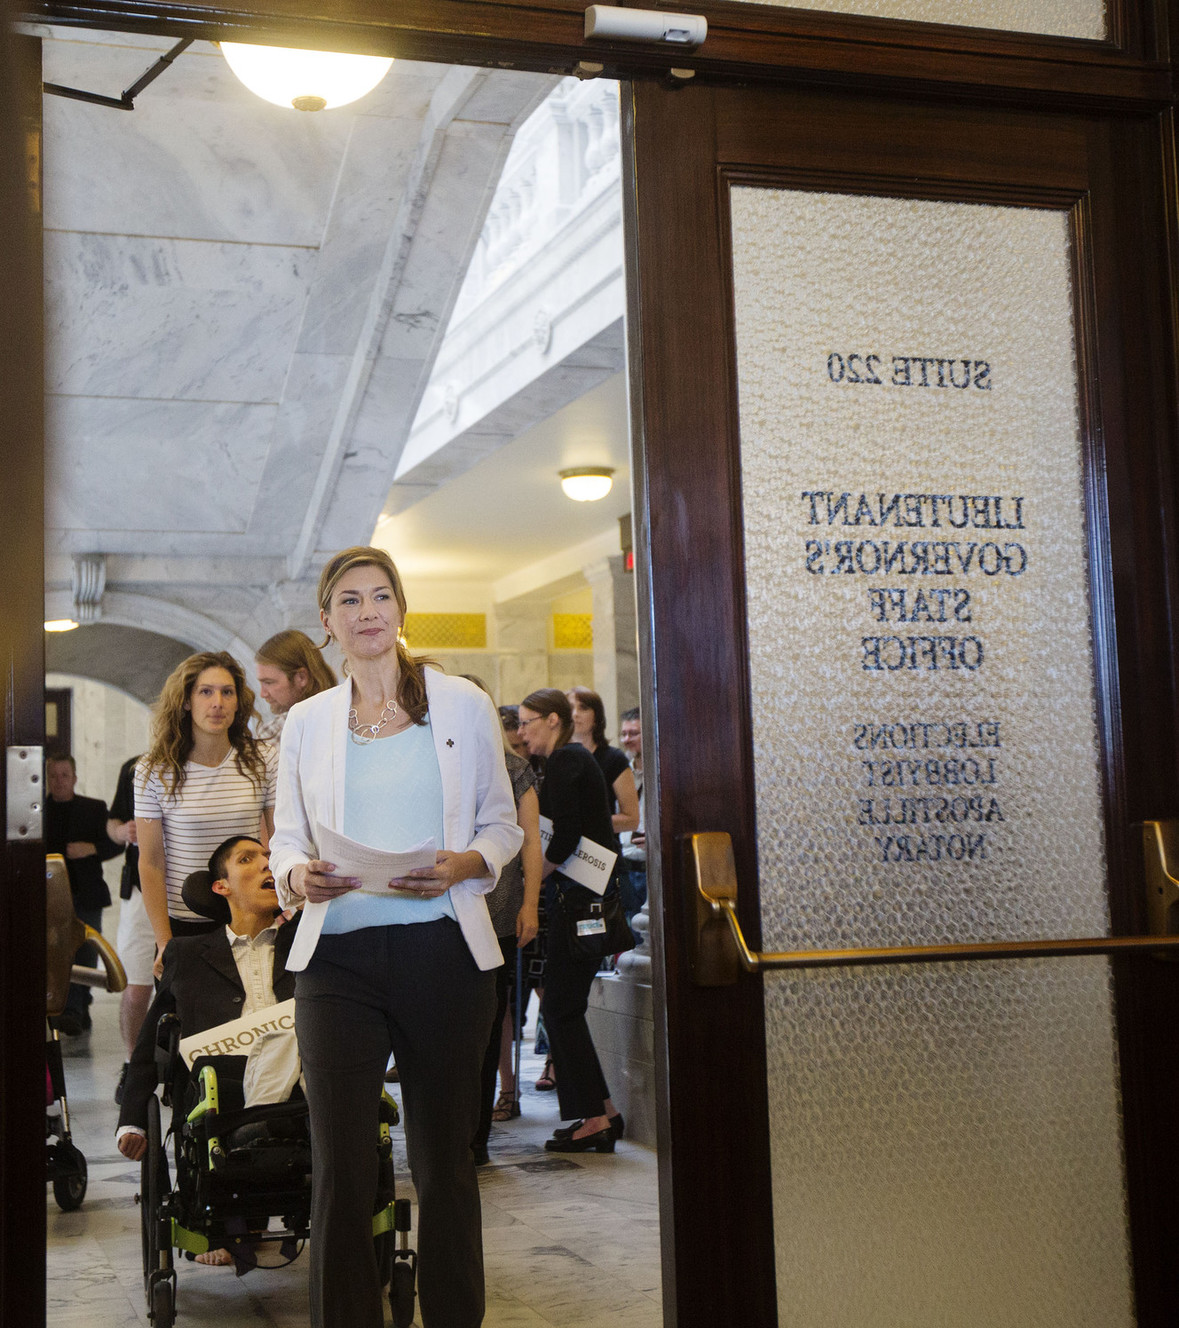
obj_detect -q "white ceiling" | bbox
[39,26,632,658]
[376,372,631,587]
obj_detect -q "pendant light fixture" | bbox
[220,41,394,112]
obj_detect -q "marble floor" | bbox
[47,986,662,1328]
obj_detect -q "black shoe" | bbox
[545,1127,615,1154]
[554,1113,624,1142]
[114,1062,129,1105]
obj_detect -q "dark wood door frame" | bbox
[30,0,1178,106]
[0,22,46,1328]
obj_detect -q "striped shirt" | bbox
[135,746,278,922]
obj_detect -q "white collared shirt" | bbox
[226,922,279,1014]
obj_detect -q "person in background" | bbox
[567,686,640,840]
[498,704,529,760]
[501,702,550,1087]
[136,652,277,976]
[463,677,543,1164]
[270,545,522,1328]
[517,688,624,1153]
[568,686,640,940]
[618,707,647,921]
[255,629,338,741]
[46,754,122,1036]
[107,753,153,1103]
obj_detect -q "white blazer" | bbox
[269,669,524,972]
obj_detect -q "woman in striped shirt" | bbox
[136,651,277,977]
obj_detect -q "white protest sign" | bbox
[179,998,296,1067]
[537,816,616,895]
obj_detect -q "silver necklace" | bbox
[348,697,398,745]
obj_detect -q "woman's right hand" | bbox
[291,860,361,904]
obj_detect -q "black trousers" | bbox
[539,880,610,1122]
[296,920,496,1328]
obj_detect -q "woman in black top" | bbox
[567,686,640,841]
[517,688,624,1152]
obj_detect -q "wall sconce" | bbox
[560,467,615,502]
[220,42,394,112]
[44,620,79,632]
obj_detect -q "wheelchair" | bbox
[46,853,127,1212]
[137,876,418,1327]
[140,1026,416,1326]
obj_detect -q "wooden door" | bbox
[623,79,1179,1327]
[12,0,1179,1323]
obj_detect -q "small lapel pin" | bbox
[446,738,455,748]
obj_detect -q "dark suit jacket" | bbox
[118,915,299,1133]
[45,793,121,910]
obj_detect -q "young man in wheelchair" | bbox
[116,835,301,1260]
[117,834,297,1154]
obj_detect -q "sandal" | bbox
[534,1057,557,1091]
[492,1091,521,1122]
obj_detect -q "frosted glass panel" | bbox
[741,0,1104,40]
[730,188,1133,1326]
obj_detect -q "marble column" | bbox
[583,554,639,730]
[493,599,551,704]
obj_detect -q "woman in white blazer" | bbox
[270,546,522,1328]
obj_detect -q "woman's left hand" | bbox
[390,849,487,897]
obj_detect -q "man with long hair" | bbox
[255,629,338,740]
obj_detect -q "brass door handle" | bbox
[685,825,1179,987]
[71,924,128,995]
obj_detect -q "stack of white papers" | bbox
[315,823,438,896]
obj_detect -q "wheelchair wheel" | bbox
[151,1278,175,1328]
[374,1229,394,1287]
[141,1095,174,1320]
[390,1258,416,1328]
[140,1096,160,1278]
[51,1140,87,1212]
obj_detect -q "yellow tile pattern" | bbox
[552,614,594,651]
[403,612,487,649]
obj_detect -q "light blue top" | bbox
[321,720,455,933]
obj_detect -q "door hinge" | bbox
[7,745,43,842]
